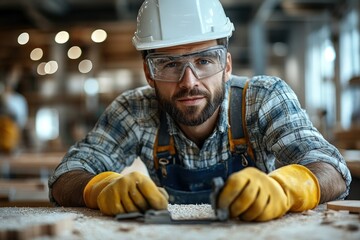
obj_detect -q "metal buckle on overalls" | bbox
[241,153,249,167]
[159,158,170,177]
[235,145,249,167]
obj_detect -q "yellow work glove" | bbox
[218,164,320,222]
[0,116,20,153]
[83,171,168,216]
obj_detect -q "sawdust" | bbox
[168,204,215,220]
[0,205,359,240]
[117,225,135,232]
[0,207,75,229]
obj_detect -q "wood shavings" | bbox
[301,209,317,215]
[118,226,135,232]
[320,209,360,233]
[332,222,359,232]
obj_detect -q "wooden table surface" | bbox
[1,204,359,240]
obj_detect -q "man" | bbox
[49,0,351,222]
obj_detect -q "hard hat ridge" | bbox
[132,0,234,50]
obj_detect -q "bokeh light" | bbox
[91,29,107,43]
[30,48,43,61]
[78,59,93,73]
[44,61,59,74]
[55,31,70,44]
[67,46,82,59]
[18,32,29,45]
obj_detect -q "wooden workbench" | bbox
[0,152,64,177]
[1,204,359,240]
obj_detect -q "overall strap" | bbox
[228,76,256,164]
[153,111,176,172]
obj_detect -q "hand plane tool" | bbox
[115,177,229,224]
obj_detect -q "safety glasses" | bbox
[146,46,227,82]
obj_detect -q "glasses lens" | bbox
[146,46,227,82]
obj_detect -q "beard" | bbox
[155,76,226,126]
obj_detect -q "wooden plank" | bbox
[0,152,63,176]
[327,200,360,213]
[0,179,46,191]
[0,179,50,207]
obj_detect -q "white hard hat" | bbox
[132,0,235,51]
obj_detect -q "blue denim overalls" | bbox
[154,76,255,204]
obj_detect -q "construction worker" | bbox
[49,0,351,222]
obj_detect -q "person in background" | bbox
[49,0,351,222]
[0,64,28,154]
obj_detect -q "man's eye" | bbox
[164,62,179,68]
[197,59,212,65]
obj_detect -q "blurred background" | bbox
[0,0,359,205]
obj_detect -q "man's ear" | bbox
[143,62,155,88]
[224,52,232,82]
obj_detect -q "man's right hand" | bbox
[83,171,168,216]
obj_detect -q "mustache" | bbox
[173,88,209,99]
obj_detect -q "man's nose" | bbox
[179,66,199,89]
